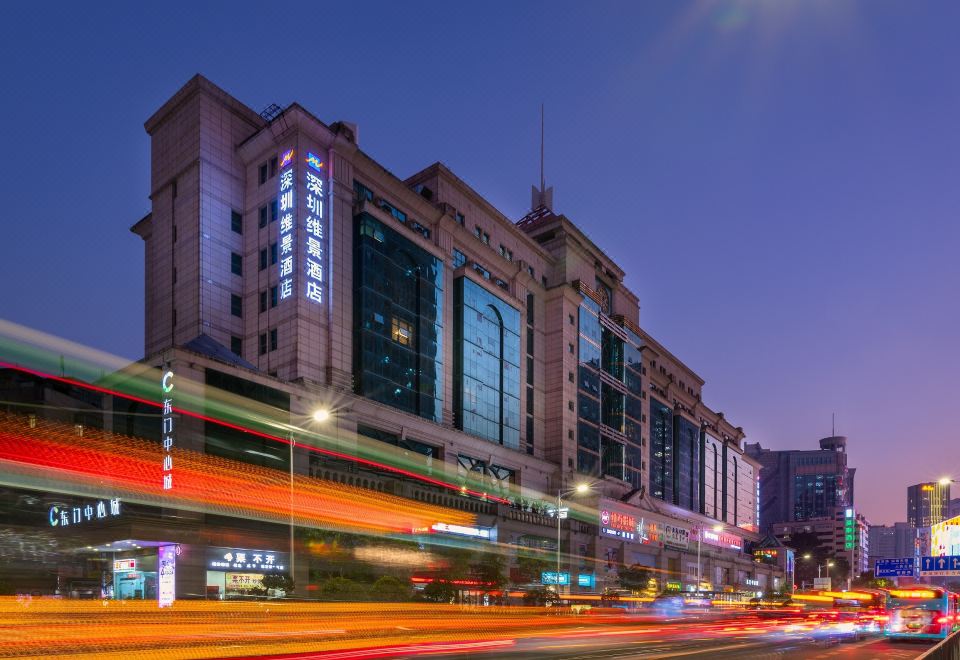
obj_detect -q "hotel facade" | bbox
[0,75,781,602]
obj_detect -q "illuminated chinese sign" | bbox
[600,509,638,541]
[662,524,690,549]
[207,547,287,572]
[227,573,265,591]
[113,559,136,571]
[161,370,174,490]
[701,529,743,551]
[278,148,296,301]
[158,544,176,608]
[844,508,856,550]
[49,497,121,527]
[431,522,492,539]
[302,153,325,304]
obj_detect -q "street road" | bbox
[414,628,934,660]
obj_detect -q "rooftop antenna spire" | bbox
[832,412,835,436]
[540,103,545,193]
[531,103,553,211]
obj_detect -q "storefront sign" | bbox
[49,497,121,527]
[161,369,175,491]
[158,545,176,608]
[431,523,491,539]
[207,547,287,572]
[302,153,325,304]
[114,559,136,571]
[701,529,743,551]
[600,509,638,541]
[277,148,296,301]
[541,571,570,585]
[227,573,265,591]
[662,524,690,549]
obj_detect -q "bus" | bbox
[885,586,960,640]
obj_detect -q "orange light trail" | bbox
[0,411,473,534]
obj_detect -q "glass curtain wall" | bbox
[453,278,521,449]
[354,213,444,422]
[649,397,673,501]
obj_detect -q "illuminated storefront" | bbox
[931,515,960,556]
[205,546,289,599]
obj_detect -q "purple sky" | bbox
[1,2,958,525]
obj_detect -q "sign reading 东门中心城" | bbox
[874,557,916,578]
[161,369,174,491]
[49,497,121,527]
[919,555,960,577]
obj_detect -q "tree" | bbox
[514,553,552,585]
[785,532,831,587]
[475,552,506,590]
[852,570,889,590]
[830,557,851,585]
[522,587,559,607]
[369,576,410,602]
[261,573,294,596]
[420,580,457,603]
[319,577,367,601]
[618,564,653,593]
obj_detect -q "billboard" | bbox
[931,515,960,557]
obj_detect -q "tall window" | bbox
[453,277,521,449]
[354,213,443,422]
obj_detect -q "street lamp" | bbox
[696,524,723,594]
[555,483,591,597]
[288,408,335,590]
[800,554,834,587]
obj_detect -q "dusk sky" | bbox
[1,1,958,525]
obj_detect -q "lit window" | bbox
[392,318,413,346]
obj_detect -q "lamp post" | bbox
[696,523,723,593]
[800,554,834,588]
[555,483,590,597]
[291,408,333,591]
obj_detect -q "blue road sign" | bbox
[874,557,915,578]
[919,555,960,576]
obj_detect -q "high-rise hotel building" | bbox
[123,75,773,596]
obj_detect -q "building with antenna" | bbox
[118,74,778,598]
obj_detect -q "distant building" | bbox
[770,506,869,582]
[949,498,960,520]
[869,522,916,564]
[744,436,855,533]
[907,482,950,528]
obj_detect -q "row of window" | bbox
[258,156,279,186]
[229,201,280,237]
[227,328,277,356]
